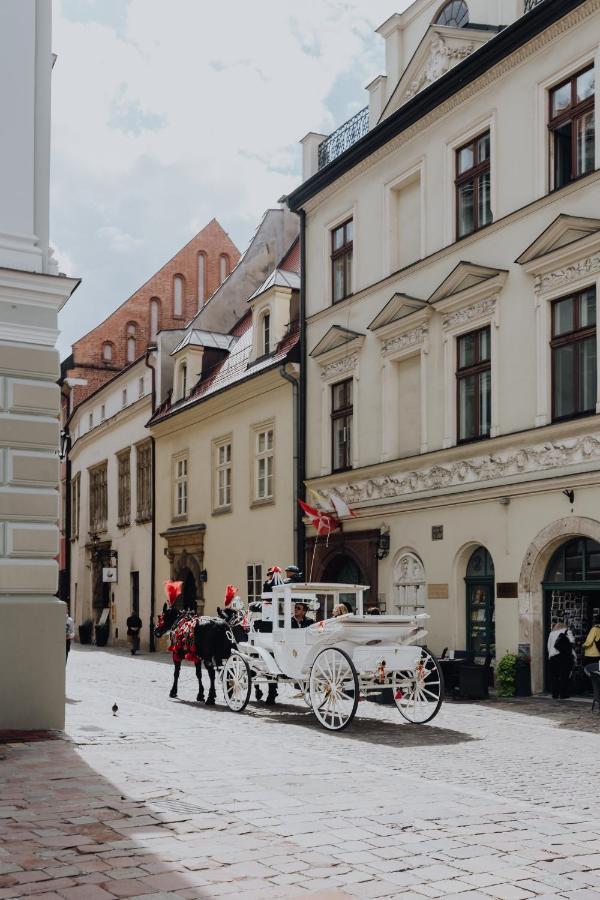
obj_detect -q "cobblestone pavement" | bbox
[1,647,600,900]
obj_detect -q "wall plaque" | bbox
[428,583,449,599]
[497,582,519,598]
[432,525,444,541]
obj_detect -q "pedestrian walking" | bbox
[582,614,600,669]
[65,611,75,661]
[547,620,575,699]
[126,610,142,655]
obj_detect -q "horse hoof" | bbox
[196,694,204,703]
[169,691,177,699]
[205,696,216,706]
[255,688,263,701]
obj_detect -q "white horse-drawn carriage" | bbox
[221,582,443,731]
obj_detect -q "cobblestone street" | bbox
[1,646,600,900]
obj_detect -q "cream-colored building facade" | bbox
[0,1,79,729]
[150,209,300,617]
[289,0,600,692]
[67,357,154,649]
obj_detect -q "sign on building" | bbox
[103,567,118,583]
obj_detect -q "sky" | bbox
[52,0,411,358]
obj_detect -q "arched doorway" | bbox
[321,553,366,615]
[543,537,600,691]
[465,546,495,659]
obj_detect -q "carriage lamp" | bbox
[376,525,390,560]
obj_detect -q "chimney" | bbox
[376,13,404,101]
[300,131,328,181]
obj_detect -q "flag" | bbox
[329,492,358,519]
[298,499,340,536]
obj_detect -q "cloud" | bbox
[53,0,409,356]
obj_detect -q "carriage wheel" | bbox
[222,652,251,712]
[392,649,443,725]
[309,648,359,731]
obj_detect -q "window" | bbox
[89,462,108,533]
[117,449,131,528]
[255,427,274,501]
[549,66,595,190]
[102,343,112,362]
[331,219,353,303]
[219,254,230,283]
[101,404,106,421]
[435,1,469,26]
[457,326,491,443]
[174,456,188,518]
[88,412,93,430]
[262,312,271,355]
[71,474,80,539]
[136,442,152,522]
[551,287,596,421]
[122,388,127,408]
[456,131,492,238]
[173,276,183,317]
[247,563,263,604]
[179,363,187,400]
[138,376,144,399]
[150,298,160,341]
[331,379,353,471]
[215,440,232,509]
[197,252,206,308]
[127,323,136,363]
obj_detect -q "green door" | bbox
[465,546,495,659]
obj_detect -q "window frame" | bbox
[136,441,153,523]
[253,425,274,503]
[456,325,492,445]
[117,448,131,528]
[435,0,469,27]
[331,218,353,304]
[213,438,232,512]
[331,378,353,473]
[548,64,595,191]
[262,311,271,356]
[550,287,597,423]
[247,562,264,605]
[70,473,80,540]
[455,130,492,239]
[88,462,108,534]
[172,453,188,520]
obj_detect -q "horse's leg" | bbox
[195,661,205,703]
[205,664,216,705]
[169,659,181,698]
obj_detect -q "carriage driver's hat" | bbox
[285,565,300,575]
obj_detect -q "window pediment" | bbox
[368,293,428,334]
[516,215,600,275]
[429,261,507,310]
[310,325,365,366]
[382,25,495,119]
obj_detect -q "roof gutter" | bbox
[287,0,587,211]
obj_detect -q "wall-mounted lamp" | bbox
[59,428,70,460]
[562,489,575,505]
[499,496,510,506]
[376,524,391,561]
[163,547,175,563]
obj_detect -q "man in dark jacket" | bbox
[291,602,312,628]
[126,611,142,655]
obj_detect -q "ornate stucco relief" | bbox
[441,297,496,331]
[320,352,359,381]
[403,37,475,102]
[382,327,424,356]
[534,253,600,296]
[330,434,600,505]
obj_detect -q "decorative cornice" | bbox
[382,326,425,357]
[403,39,476,103]
[320,352,359,381]
[534,252,600,296]
[328,432,600,505]
[442,297,496,331]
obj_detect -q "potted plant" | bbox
[496,652,518,697]
[78,618,93,645]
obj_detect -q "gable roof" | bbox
[428,261,508,303]
[516,214,600,265]
[368,293,428,332]
[309,325,365,358]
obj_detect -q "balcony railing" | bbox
[318,106,369,170]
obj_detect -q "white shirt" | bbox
[66,616,75,640]
[547,627,575,658]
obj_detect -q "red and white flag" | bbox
[329,493,358,519]
[298,499,340,536]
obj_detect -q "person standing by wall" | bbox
[582,615,600,670]
[547,620,576,700]
[126,609,143,655]
[65,611,75,662]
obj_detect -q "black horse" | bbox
[154,604,246,704]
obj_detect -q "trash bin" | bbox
[95,622,110,647]
[78,619,93,645]
[515,657,532,697]
[458,665,489,700]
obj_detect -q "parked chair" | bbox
[584,663,600,713]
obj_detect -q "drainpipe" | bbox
[63,429,71,611]
[298,208,307,571]
[279,363,299,566]
[145,349,157,652]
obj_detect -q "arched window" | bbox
[173,275,184,317]
[219,254,230,283]
[197,252,206,309]
[179,363,187,400]
[150,298,160,341]
[102,342,113,363]
[466,546,495,658]
[262,311,271,355]
[393,552,426,616]
[435,0,469,26]
[126,322,136,363]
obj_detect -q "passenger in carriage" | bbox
[332,603,349,618]
[262,565,282,594]
[292,601,312,628]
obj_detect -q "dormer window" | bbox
[435,1,469,27]
[262,312,271,355]
[179,363,187,400]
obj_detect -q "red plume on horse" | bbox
[154,580,247,704]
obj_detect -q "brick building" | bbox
[63,218,240,409]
